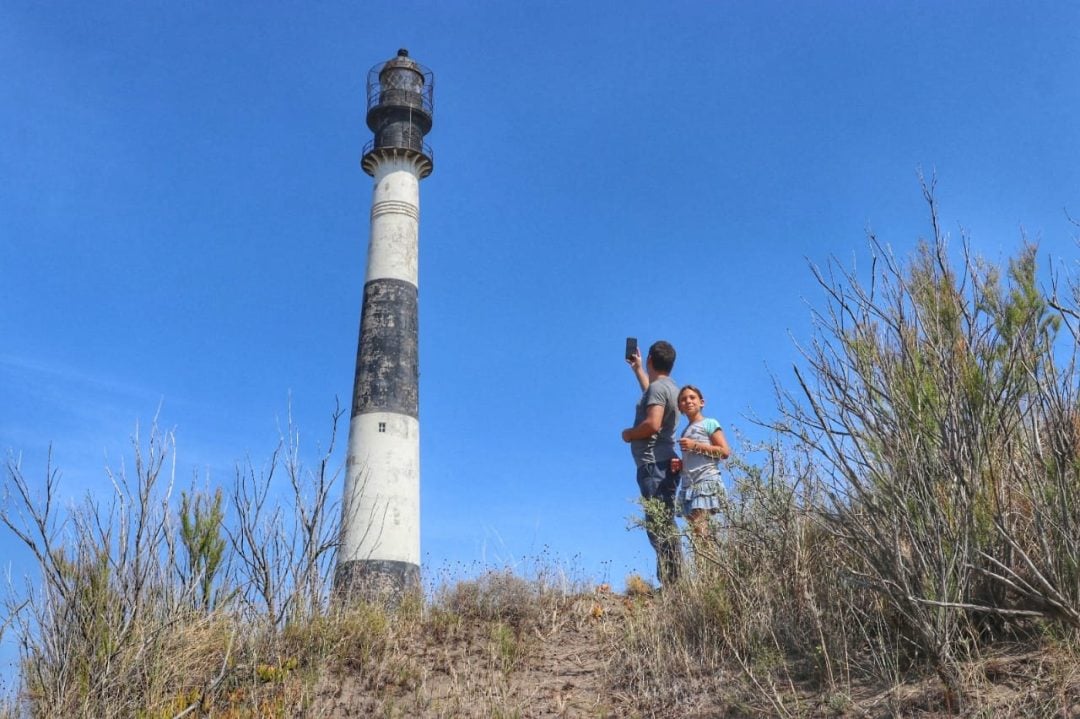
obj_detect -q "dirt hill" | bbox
[309,587,628,718]
[297,586,1080,718]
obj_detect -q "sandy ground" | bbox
[304,588,1080,719]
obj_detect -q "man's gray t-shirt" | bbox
[630,376,679,467]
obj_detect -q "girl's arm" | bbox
[685,428,731,460]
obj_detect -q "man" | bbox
[621,340,682,586]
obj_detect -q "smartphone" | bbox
[625,337,638,361]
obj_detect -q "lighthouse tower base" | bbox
[333,560,420,606]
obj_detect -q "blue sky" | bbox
[2,0,1078,664]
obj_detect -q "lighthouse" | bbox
[335,49,433,603]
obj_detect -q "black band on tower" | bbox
[333,559,420,606]
[352,277,419,419]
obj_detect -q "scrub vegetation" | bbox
[3,186,1080,717]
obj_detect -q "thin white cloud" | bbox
[0,353,167,482]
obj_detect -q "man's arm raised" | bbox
[626,347,648,391]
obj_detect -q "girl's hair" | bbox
[678,384,705,401]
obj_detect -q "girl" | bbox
[676,385,732,554]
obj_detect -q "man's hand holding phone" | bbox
[625,337,640,370]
